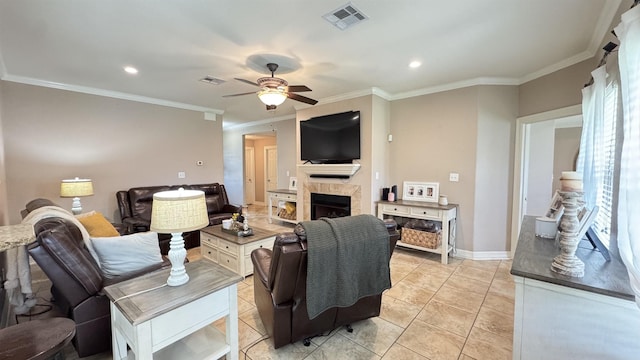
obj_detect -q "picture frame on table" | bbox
[402,181,439,202]
[288,177,297,191]
[545,190,564,222]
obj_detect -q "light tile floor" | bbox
[24,204,515,360]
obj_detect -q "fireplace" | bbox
[311,193,351,220]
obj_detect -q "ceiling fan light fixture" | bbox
[258,89,287,106]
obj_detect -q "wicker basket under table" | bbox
[401,228,442,249]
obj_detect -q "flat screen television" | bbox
[300,111,361,164]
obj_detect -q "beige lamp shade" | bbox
[60,178,94,197]
[150,188,209,233]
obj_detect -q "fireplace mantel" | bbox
[297,163,361,177]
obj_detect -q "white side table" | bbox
[104,260,243,360]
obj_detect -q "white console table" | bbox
[104,260,243,360]
[511,216,640,359]
[377,200,457,264]
[267,189,297,225]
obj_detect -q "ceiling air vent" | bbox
[199,76,226,85]
[322,2,368,30]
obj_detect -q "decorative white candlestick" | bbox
[551,191,585,277]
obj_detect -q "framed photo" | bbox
[288,177,297,191]
[545,190,564,222]
[403,181,439,202]
[577,206,599,241]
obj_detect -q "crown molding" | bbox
[588,0,623,53]
[518,50,594,84]
[318,88,379,105]
[1,74,224,115]
[389,77,519,101]
[223,113,295,130]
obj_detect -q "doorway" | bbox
[510,105,582,254]
[264,146,278,200]
[244,147,255,205]
[243,133,277,206]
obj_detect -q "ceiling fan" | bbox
[223,63,318,110]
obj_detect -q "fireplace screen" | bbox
[311,193,351,220]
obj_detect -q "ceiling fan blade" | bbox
[287,92,318,105]
[286,85,312,92]
[234,78,260,87]
[222,91,256,98]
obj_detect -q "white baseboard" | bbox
[455,249,511,260]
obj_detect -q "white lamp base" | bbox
[167,232,189,286]
[71,197,83,215]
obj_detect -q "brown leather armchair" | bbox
[251,218,399,349]
[25,200,166,357]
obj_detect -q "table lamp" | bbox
[150,188,209,286]
[60,177,94,214]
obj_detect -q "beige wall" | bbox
[390,87,479,251]
[519,58,595,117]
[474,86,518,252]
[0,83,7,225]
[1,81,224,224]
[371,95,392,213]
[296,95,376,215]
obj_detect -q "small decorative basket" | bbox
[402,219,442,249]
[277,208,296,220]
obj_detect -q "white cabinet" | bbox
[511,216,640,359]
[377,200,457,264]
[268,189,298,225]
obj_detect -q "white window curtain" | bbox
[614,5,640,308]
[577,66,607,209]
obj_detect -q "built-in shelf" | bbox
[298,163,361,177]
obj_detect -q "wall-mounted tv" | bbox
[300,110,361,164]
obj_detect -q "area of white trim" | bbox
[297,163,361,177]
[455,249,512,260]
[223,114,295,130]
[588,0,623,54]
[518,50,594,84]
[1,74,224,115]
[389,77,519,101]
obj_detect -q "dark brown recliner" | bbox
[25,200,166,357]
[116,183,242,253]
[251,218,399,349]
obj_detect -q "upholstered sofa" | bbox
[251,216,399,349]
[24,199,167,357]
[116,183,242,253]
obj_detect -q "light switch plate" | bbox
[449,172,459,182]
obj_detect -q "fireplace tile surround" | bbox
[303,181,361,221]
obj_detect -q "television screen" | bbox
[300,111,360,164]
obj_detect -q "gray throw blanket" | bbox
[301,214,391,319]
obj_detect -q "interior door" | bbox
[244,147,256,205]
[265,146,278,199]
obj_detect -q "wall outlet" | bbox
[178,171,186,179]
[449,172,459,182]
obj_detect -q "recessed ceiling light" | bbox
[409,61,422,69]
[124,66,138,74]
